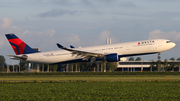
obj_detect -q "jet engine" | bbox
[104,53,119,62]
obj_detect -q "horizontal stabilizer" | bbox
[7,55,28,60]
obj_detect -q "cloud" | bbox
[149,0,179,2]
[67,34,80,44]
[50,0,71,5]
[0,17,22,34]
[152,12,180,20]
[99,30,111,41]
[2,17,13,28]
[97,0,117,4]
[38,9,78,18]
[148,29,180,42]
[37,28,55,36]
[119,1,136,8]
[0,17,24,48]
[0,17,56,50]
[81,0,93,6]
[81,0,118,7]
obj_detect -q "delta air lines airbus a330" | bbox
[5,34,176,64]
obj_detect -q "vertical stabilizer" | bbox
[5,33,39,55]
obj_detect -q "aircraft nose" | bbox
[172,42,176,48]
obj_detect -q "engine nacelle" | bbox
[104,53,118,62]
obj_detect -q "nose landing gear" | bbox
[158,53,161,59]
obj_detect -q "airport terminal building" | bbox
[117,61,180,72]
[117,61,152,72]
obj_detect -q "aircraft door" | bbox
[126,45,130,50]
[39,55,43,60]
[158,42,162,47]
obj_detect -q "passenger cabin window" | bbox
[114,47,122,49]
[166,41,171,43]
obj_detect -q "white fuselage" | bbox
[22,39,175,64]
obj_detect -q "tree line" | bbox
[0,55,117,72]
[1,54,180,72]
[128,57,180,61]
[128,56,180,72]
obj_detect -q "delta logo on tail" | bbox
[5,34,39,55]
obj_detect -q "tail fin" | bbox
[5,33,39,55]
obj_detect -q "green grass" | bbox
[0,75,180,81]
[0,81,180,101]
[2,72,180,76]
[1,74,180,100]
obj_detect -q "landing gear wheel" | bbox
[157,53,161,59]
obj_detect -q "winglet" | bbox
[57,43,64,48]
[70,45,75,48]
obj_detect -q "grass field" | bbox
[1,81,180,101]
[1,74,180,100]
[0,75,180,81]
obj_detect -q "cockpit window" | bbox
[166,41,171,43]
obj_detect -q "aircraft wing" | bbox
[7,55,28,60]
[57,43,104,60]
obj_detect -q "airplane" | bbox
[5,33,176,64]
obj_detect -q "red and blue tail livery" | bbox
[5,33,39,55]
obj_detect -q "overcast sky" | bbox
[1,0,180,64]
